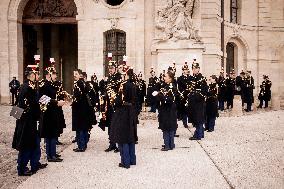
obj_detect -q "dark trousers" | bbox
[35,136,41,166]
[259,100,268,108]
[193,123,204,139]
[218,100,225,111]
[246,102,252,111]
[182,114,189,126]
[11,92,18,106]
[163,130,175,149]
[227,98,234,109]
[118,143,136,167]
[150,101,157,112]
[46,138,57,159]
[108,127,117,149]
[76,130,88,150]
[205,117,216,132]
[17,149,38,174]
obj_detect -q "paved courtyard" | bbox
[0,104,283,189]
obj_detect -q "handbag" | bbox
[10,106,24,119]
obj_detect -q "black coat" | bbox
[72,79,93,131]
[110,80,138,144]
[177,74,192,118]
[157,83,178,132]
[9,79,20,93]
[38,80,61,138]
[217,76,226,101]
[12,80,40,151]
[225,77,235,101]
[242,76,254,104]
[147,76,159,106]
[53,81,66,135]
[187,73,208,125]
[206,83,218,118]
[258,80,272,101]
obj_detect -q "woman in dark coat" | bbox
[205,76,219,132]
[154,71,177,151]
[12,67,40,176]
[110,68,138,169]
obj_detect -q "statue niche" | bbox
[155,0,200,42]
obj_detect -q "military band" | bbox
[11,54,273,175]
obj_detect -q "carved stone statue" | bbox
[155,0,200,42]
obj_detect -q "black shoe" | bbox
[55,154,61,158]
[56,141,63,145]
[207,130,214,132]
[161,147,170,151]
[105,147,114,152]
[174,135,179,137]
[37,163,48,170]
[114,147,119,153]
[118,163,130,169]
[189,137,201,141]
[135,141,138,144]
[48,157,63,162]
[162,145,165,148]
[18,170,33,176]
[72,139,77,143]
[73,148,85,152]
[184,124,188,128]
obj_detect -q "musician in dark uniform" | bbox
[205,75,219,132]
[110,67,138,169]
[154,71,178,151]
[177,62,191,128]
[236,71,245,107]
[243,71,254,112]
[72,69,94,152]
[258,75,272,108]
[137,72,146,113]
[38,67,65,162]
[51,71,67,145]
[188,63,208,140]
[9,77,20,106]
[12,65,43,176]
[217,69,226,111]
[225,71,236,109]
[104,61,122,153]
[147,68,159,112]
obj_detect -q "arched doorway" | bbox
[22,0,78,93]
[226,42,237,74]
[104,29,126,76]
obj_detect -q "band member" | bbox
[38,67,65,162]
[72,69,94,152]
[137,72,146,113]
[104,61,122,153]
[177,62,191,128]
[205,75,219,132]
[51,71,66,145]
[258,75,272,108]
[236,71,245,107]
[217,68,226,111]
[147,68,160,112]
[12,65,43,176]
[9,77,20,106]
[110,67,137,169]
[153,71,178,151]
[226,71,236,109]
[243,71,254,112]
[188,63,208,140]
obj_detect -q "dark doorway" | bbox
[104,30,126,76]
[23,24,78,93]
[226,42,235,74]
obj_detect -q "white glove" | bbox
[152,91,159,97]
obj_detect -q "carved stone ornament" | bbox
[155,0,200,42]
[23,0,78,19]
[109,18,119,29]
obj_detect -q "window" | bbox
[106,0,124,6]
[230,0,238,24]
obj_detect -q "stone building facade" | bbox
[0,0,283,109]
